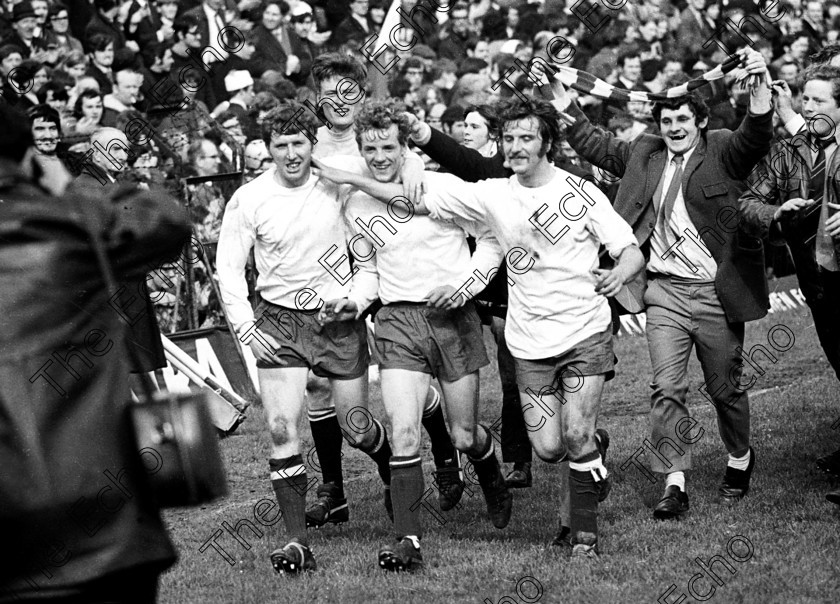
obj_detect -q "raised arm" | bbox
[549,79,631,176]
[723,48,775,179]
[406,113,507,181]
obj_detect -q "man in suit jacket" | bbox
[739,64,840,504]
[676,0,716,62]
[251,6,312,88]
[555,47,774,519]
[182,0,243,106]
[330,0,374,48]
[74,127,171,392]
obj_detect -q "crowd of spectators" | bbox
[3,0,839,328]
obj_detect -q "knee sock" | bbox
[568,451,604,537]
[665,471,686,491]
[727,450,751,471]
[308,407,344,494]
[390,456,425,540]
[269,455,309,545]
[467,426,502,485]
[357,419,392,485]
[422,387,457,467]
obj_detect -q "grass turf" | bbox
[158,304,840,604]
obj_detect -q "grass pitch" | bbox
[158,303,840,604]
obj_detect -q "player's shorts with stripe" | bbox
[253,299,370,379]
[373,302,489,382]
[513,326,616,395]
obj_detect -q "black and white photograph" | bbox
[2,0,840,602]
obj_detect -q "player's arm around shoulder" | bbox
[420,171,492,224]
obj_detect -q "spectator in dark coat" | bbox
[251,0,313,87]
[0,103,187,602]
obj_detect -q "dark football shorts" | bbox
[374,302,489,382]
[514,327,616,396]
[253,299,370,379]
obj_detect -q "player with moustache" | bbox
[315,97,645,559]
[215,101,391,575]
[316,99,510,571]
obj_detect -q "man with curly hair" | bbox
[215,100,393,575]
[304,54,462,534]
[317,98,510,571]
[316,97,644,559]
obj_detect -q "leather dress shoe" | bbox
[653,485,689,520]
[816,448,840,476]
[504,462,532,488]
[719,448,755,504]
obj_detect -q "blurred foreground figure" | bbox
[0,103,191,602]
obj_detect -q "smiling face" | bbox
[32,0,48,24]
[658,104,707,155]
[463,111,491,150]
[802,79,840,140]
[269,130,312,187]
[14,16,38,40]
[621,56,642,84]
[262,3,283,30]
[501,117,548,177]
[318,75,362,130]
[32,117,58,154]
[1,52,22,77]
[359,123,405,183]
[52,9,69,33]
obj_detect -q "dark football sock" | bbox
[467,426,502,486]
[390,456,425,539]
[422,388,456,467]
[357,419,392,485]
[269,455,309,545]
[568,463,599,537]
[308,407,344,494]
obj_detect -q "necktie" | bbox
[811,138,840,271]
[658,154,684,246]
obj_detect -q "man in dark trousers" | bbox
[403,105,609,547]
[74,127,173,392]
[0,103,189,602]
[739,64,840,506]
[554,46,774,518]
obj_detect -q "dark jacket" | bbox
[74,171,170,372]
[0,160,189,598]
[739,130,840,310]
[331,14,374,48]
[250,24,313,87]
[564,101,775,323]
